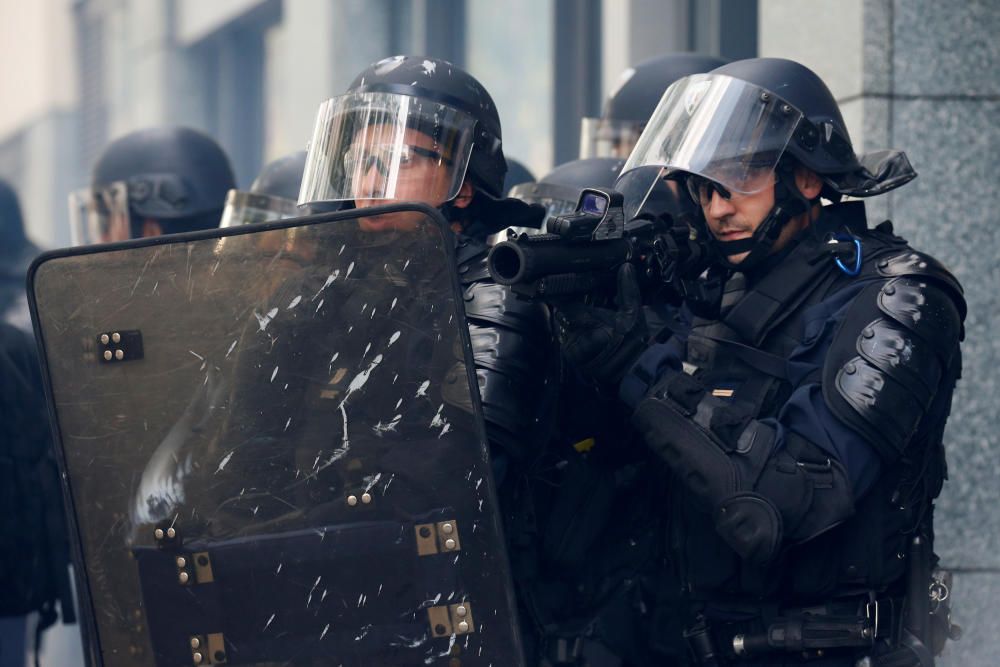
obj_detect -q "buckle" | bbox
[865,597,880,640]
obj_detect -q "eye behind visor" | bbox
[684,166,776,205]
[343,143,454,179]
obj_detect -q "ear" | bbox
[141,219,164,238]
[794,166,824,200]
[452,180,475,209]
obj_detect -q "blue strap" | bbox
[834,237,863,276]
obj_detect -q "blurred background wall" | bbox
[0,0,759,248]
[0,1,996,664]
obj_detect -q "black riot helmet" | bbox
[509,157,624,228]
[622,57,917,269]
[219,151,311,228]
[580,53,727,159]
[251,150,308,201]
[71,126,236,244]
[299,55,508,205]
[503,158,535,196]
[709,58,916,195]
[710,58,860,176]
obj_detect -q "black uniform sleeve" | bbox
[442,238,557,463]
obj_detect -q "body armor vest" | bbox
[672,203,957,603]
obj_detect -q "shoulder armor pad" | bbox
[875,250,966,321]
[878,277,964,358]
[441,362,543,462]
[823,279,963,461]
[463,280,551,336]
[455,237,491,285]
[856,318,941,407]
[469,322,549,379]
[832,357,925,458]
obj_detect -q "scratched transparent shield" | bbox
[29,204,524,666]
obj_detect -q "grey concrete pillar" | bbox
[760,1,1000,664]
[601,0,691,102]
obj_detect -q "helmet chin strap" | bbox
[711,167,811,271]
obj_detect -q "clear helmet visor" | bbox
[579,117,645,160]
[615,166,667,222]
[68,182,131,245]
[219,190,302,228]
[298,92,477,206]
[622,73,804,195]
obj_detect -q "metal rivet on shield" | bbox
[190,637,201,650]
[104,350,113,361]
[112,332,121,343]
[166,527,176,539]
[347,495,358,506]
[361,493,372,504]
[100,334,110,345]
[154,528,165,540]
[176,557,187,568]
[845,363,857,375]
[450,602,475,635]
[115,349,124,360]
[444,538,457,550]
[178,571,190,584]
[192,651,203,664]
[441,523,454,535]
[863,329,874,339]
[883,285,896,296]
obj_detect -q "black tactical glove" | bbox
[554,263,648,387]
[632,373,854,566]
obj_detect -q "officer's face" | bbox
[351,126,468,233]
[699,184,776,265]
[697,167,821,265]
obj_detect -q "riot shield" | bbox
[29,204,525,667]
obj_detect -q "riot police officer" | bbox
[580,53,726,160]
[219,151,310,227]
[0,179,40,330]
[298,56,554,476]
[504,157,536,196]
[508,157,625,229]
[70,126,236,244]
[0,320,76,666]
[250,150,308,202]
[559,58,964,666]
[503,155,712,665]
[296,54,557,662]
